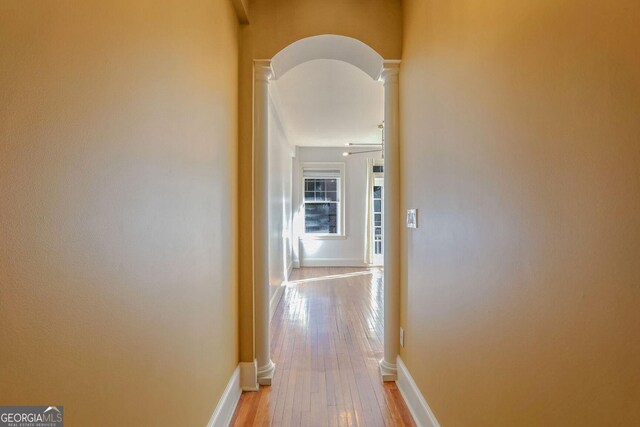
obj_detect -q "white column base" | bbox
[379,358,398,382]
[239,360,259,391]
[257,359,276,386]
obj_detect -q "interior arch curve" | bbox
[271,34,384,80]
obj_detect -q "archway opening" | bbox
[252,34,399,388]
[271,34,384,80]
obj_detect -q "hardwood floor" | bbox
[231,267,416,427]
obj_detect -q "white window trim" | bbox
[300,162,346,239]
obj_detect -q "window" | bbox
[304,177,338,233]
[302,165,344,236]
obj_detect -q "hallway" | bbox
[231,268,415,426]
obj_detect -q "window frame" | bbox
[300,162,346,239]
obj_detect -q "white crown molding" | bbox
[396,357,441,427]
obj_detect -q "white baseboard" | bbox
[206,366,241,427]
[269,284,285,322]
[300,257,368,267]
[396,356,440,427]
[287,260,294,280]
[239,360,258,391]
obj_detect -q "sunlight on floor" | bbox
[231,267,415,426]
[286,268,381,286]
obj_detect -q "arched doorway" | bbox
[250,35,400,387]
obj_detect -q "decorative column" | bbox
[380,62,401,382]
[254,60,276,386]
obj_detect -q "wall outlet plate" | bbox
[407,209,417,228]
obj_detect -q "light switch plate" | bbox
[407,209,417,228]
[400,327,405,348]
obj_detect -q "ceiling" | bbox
[269,59,384,147]
[271,34,384,80]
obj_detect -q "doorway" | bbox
[247,35,401,389]
[372,169,384,266]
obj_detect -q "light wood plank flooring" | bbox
[231,267,416,426]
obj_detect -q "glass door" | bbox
[372,176,384,266]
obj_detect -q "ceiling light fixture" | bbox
[345,142,382,147]
[342,122,384,157]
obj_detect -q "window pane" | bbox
[375,227,382,237]
[304,178,339,202]
[373,165,384,173]
[374,199,381,212]
[305,203,338,234]
[374,213,381,226]
[303,175,341,233]
[373,186,382,199]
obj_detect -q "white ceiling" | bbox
[271,35,384,80]
[269,59,384,147]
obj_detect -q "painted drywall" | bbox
[293,147,381,266]
[400,0,640,426]
[269,59,385,147]
[242,0,402,61]
[237,0,402,362]
[0,1,239,425]
[268,95,293,298]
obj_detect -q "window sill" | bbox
[300,234,347,241]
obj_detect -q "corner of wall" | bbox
[396,357,440,427]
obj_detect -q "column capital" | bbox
[379,61,400,84]
[254,60,273,82]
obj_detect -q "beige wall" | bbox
[400,0,640,425]
[0,1,239,425]
[244,0,402,61]
[237,0,402,362]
